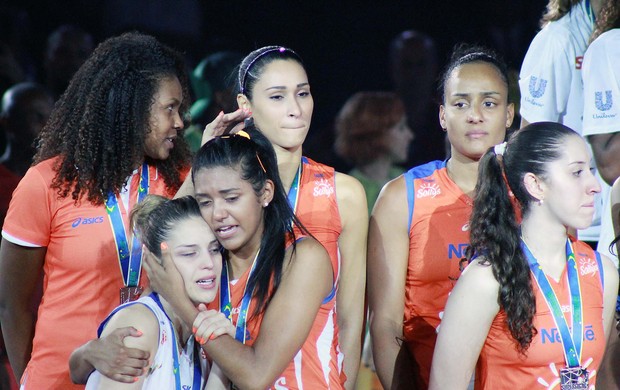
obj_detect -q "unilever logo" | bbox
[528,76,547,98]
[530,76,547,98]
[595,90,613,111]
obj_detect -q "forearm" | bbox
[174,170,194,199]
[0,307,35,382]
[68,340,97,384]
[338,318,362,390]
[371,321,405,390]
[204,337,274,390]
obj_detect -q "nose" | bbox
[288,97,302,118]
[588,170,602,194]
[212,200,228,221]
[201,251,216,270]
[173,111,184,130]
[467,105,482,123]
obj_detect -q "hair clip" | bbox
[494,142,507,156]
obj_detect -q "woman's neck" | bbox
[445,156,480,197]
[274,146,303,193]
[521,213,569,279]
[227,243,262,280]
[357,156,393,184]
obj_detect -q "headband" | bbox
[239,46,300,95]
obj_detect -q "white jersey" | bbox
[519,0,594,133]
[582,29,620,266]
[86,293,208,390]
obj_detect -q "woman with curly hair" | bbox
[368,44,514,389]
[0,32,192,389]
[334,91,414,215]
[430,123,618,389]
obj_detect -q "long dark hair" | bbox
[34,32,192,205]
[467,122,579,352]
[192,126,305,316]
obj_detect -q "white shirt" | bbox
[582,29,620,266]
[519,0,594,133]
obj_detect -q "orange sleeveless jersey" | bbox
[403,161,472,388]
[475,239,606,389]
[211,238,342,389]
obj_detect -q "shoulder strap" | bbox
[595,251,604,290]
[404,169,415,232]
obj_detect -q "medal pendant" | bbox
[120,286,143,304]
[560,367,588,390]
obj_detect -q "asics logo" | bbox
[71,217,104,228]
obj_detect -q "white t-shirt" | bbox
[582,29,620,265]
[519,0,594,133]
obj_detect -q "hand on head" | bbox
[142,242,186,304]
[201,108,252,146]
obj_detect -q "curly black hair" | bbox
[467,122,579,353]
[34,32,192,205]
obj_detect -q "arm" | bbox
[175,109,250,199]
[429,260,500,390]
[69,327,150,384]
[367,177,413,389]
[334,172,368,389]
[85,304,160,389]
[0,239,45,382]
[147,238,333,389]
[205,363,230,390]
[588,133,620,186]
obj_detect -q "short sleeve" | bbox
[582,30,620,137]
[2,164,53,246]
[519,26,575,123]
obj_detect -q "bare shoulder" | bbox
[459,258,500,296]
[334,172,366,202]
[99,303,160,352]
[374,175,407,209]
[287,237,330,266]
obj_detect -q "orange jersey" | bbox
[212,237,342,389]
[476,239,606,389]
[2,158,184,389]
[402,161,472,388]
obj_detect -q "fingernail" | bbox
[160,242,168,251]
[136,330,143,336]
[192,326,197,334]
[134,377,139,382]
[219,110,224,116]
[210,334,216,340]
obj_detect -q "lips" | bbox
[215,225,237,240]
[466,130,488,139]
[196,276,217,290]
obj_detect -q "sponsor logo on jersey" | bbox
[541,324,595,344]
[577,256,598,277]
[575,56,583,69]
[416,182,441,199]
[71,216,105,228]
[595,90,613,111]
[313,178,334,197]
[529,76,547,98]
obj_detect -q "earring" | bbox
[264,202,269,207]
[538,198,544,206]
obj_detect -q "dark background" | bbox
[1,0,548,161]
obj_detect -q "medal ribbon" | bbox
[521,238,584,368]
[220,251,260,343]
[105,163,149,287]
[286,158,304,214]
[152,293,201,390]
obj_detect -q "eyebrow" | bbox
[451,91,502,98]
[195,188,240,197]
[265,82,310,91]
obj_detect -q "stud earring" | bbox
[264,202,269,207]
